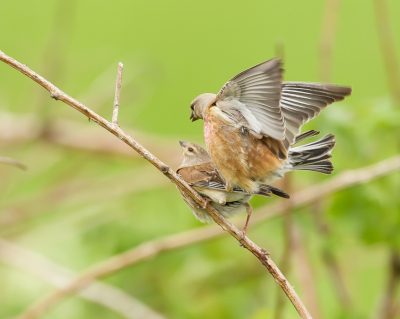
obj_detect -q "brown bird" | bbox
[189,58,351,193]
[176,141,289,237]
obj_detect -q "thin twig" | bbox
[0,50,312,319]
[373,4,400,318]
[0,156,27,170]
[312,201,352,310]
[374,0,400,105]
[375,251,400,319]
[274,177,295,319]
[0,239,165,319]
[112,62,123,125]
[274,42,294,319]
[319,0,341,83]
[9,153,400,319]
[292,225,322,319]
[317,1,353,311]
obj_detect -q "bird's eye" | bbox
[190,105,194,110]
[188,147,194,152]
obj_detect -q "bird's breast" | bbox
[204,107,232,147]
[204,115,220,149]
[204,117,212,145]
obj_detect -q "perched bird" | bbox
[176,141,289,237]
[189,58,351,193]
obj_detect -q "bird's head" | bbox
[178,141,211,168]
[189,93,216,122]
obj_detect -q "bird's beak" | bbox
[190,112,194,121]
[179,141,187,148]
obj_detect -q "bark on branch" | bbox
[0,50,312,319]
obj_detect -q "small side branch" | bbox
[274,176,295,319]
[319,0,341,83]
[313,201,352,310]
[376,251,400,319]
[374,0,400,105]
[112,62,124,125]
[0,156,27,170]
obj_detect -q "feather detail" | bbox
[215,58,286,140]
[281,82,351,147]
[288,134,336,174]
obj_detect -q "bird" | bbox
[189,57,352,193]
[176,141,289,237]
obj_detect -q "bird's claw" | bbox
[240,228,247,240]
[238,228,248,247]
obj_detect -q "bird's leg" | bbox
[240,203,253,241]
[202,197,211,209]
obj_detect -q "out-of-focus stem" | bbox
[293,225,322,319]
[374,0,400,105]
[312,201,352,310]
[274,176,295,319]
[319,0,341,83]
[0,156,27,170]
[0,239,166,319]
[376,251,400,319]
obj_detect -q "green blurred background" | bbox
[1,0,400,318]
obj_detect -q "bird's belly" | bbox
[205,121,283,192]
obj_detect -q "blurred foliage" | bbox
[1,0,400,319]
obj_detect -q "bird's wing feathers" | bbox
[215,58,286,140]
[281,82,352,148]
[178,161,289,199]
[177,162,215,184]
[196,180,290,200]
[193,180,273,198]
[259,184,290,199]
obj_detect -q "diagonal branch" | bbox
[0,239,165,319]
[0,50,312,319]
[14,152,400,316]
[0,156,27,170]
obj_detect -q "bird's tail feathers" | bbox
[258,184,290,199]
[293,130,320,145]
[288,133,335,175]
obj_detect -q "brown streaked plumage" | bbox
[189,57,352,193]
[176,141,289,236]
[177,162,214,184]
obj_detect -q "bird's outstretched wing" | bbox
[215,58,285,141]
[281,82,352,148]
